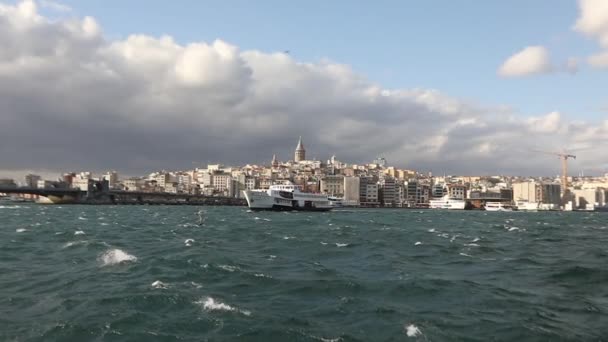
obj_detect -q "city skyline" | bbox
[1,0,607,178]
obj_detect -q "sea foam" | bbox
[16,228,27,233]
[74,230,85,235]
[185,239,195,247]
[151,280,168,289]
[405,324,421,337]
[98,249,137,266]
[197,297,251,316]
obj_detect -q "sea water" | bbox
[1,205,607,341]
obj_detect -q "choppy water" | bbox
[1,205,607,341]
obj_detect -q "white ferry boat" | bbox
[484,202,514,212]
[515,200,539,211]
[243,183,333,211]
[428,195,466,210]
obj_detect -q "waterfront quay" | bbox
[0,186,246,206]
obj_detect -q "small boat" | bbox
[484,202,515,212]
[243,183,333,211]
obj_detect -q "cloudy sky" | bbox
[1,0,607,179]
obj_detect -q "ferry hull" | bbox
[243,190,333,212]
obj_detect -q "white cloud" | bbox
[588,51,608,67]
[574,0,608,68]
[40,0,71,13]
[0,0,606,177]
[526,111,562,133]
[498,46,553,77]
[574,0,608,47]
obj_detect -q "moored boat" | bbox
[429,195,466,210]
[485,202,514,212]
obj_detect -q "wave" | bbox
[218,264,240,272]
[335,243,349,248]
[550,265,608,281]
[405,324,421,337]
[151,280,168,289]
[74,230,85,235]
[63,240,88,248]
[98,249,137,266]
[254,273,272,279]
[196,297,251,316]
[0,205,22,209]
[16,228,27,233]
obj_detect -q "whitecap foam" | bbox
[428,228,436,233]
[63,240,88,248]
[254,273,272,279]
[197,297,251,316]
[74,230,85,235]
[283,236,295,240]
[472,237,480,242]
[78,216,87,220]
[335,243,349,248]
[100,222,109,226]
[263,218,271,222]
[508,227,520,231]
[16,228,27,233]
[464,243,480,247]
[190,281,203,288]
[185,238,195,247]
[459,252,473,258]
[320,338,341,342]
[405,324,421,337]
[320,241,328,245]
[414,241,422,246]
[151,280,168,289]
[218,264,240,272]
[98,249,137,266]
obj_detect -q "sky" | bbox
[1,0,607,179]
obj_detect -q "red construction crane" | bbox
[532,150,576,193]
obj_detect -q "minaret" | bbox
[294,136,306,162]
[271,154,279,168]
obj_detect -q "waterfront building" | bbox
[343,176,360,205]
[123,177,144,191]
[36,179,53,189]
[448,184,467,200]
[571,188,605,209]
[102,171,119,189]
[320,175,344,196]
[25,174,41,188]
[380,177,398,207]
[513,181,561,206]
